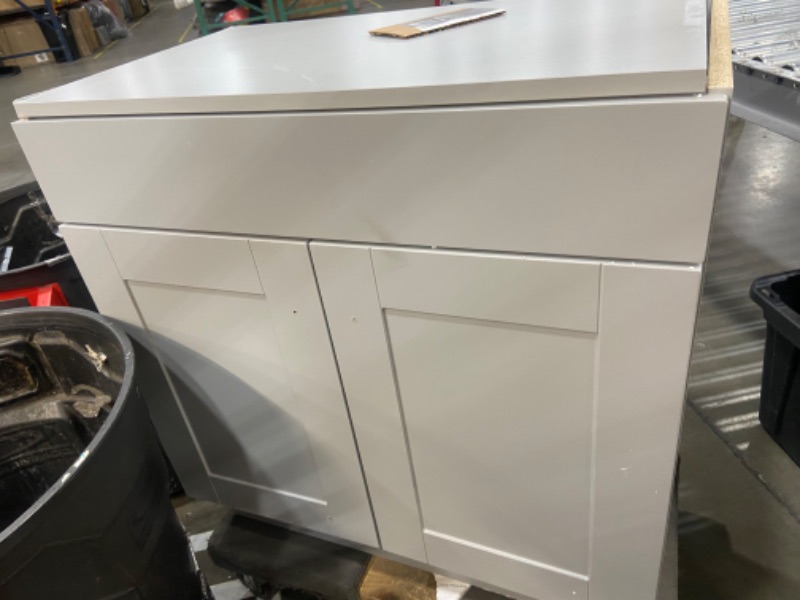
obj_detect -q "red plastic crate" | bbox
[0,283,69,308]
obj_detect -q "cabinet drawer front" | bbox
[103,228,263,294]
[16,96,727,263]
[372,248,600,333]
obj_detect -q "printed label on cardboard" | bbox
[370,7,505,39]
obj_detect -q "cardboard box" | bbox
[0,0,44,14]
[0,26,12,62]
[370,7,505,39]
[0,18,54,68]
[102,0,125,24]
[128,0,146,19]
[68,6,99,57]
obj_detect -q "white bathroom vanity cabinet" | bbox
[13,2,731,598]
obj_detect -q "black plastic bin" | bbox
[0,183,183,496]
[751,270,800,466]
[0,307,203,600]
[0,183,95,310]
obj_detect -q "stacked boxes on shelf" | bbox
[0,0,146,67]
[0,14,54,67]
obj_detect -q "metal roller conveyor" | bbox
[730,0,800,141]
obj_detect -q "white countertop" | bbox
[14,0,709,118]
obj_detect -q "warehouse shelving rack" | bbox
[0,0,75,67]
[277,0,353,21]
[730,0,800,142]
[194,0,275,35]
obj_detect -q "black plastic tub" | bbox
[0,184,94,309]
[0,307,203,600]
[751,270,800,466]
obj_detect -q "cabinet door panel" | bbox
[313,243,595,599]
[314,243,700,600]
[372,248,600,332]
[130,282,325,501]
[249,239,379,547]
[101,229,376,546]
[310,243,427,563]
[386,310,594,575]
[59,225,217,502]
[104,229,263,294]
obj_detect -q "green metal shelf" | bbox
[193,0,354,36]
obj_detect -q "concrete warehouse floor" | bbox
[2,2,800,598]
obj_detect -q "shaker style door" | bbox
[98,228,376,547]
[312,243,700,600]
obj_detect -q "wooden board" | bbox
[709,0,733,94]
[360,557,436,600]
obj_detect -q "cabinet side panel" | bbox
[591,264,701,600]
[250,239,377,547]
[310,242,427,563]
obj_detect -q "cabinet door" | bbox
[101,229,377,547]
[312,244,700,600]
[58,225,218,503]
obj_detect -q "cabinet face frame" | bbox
[312,243,701,600]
